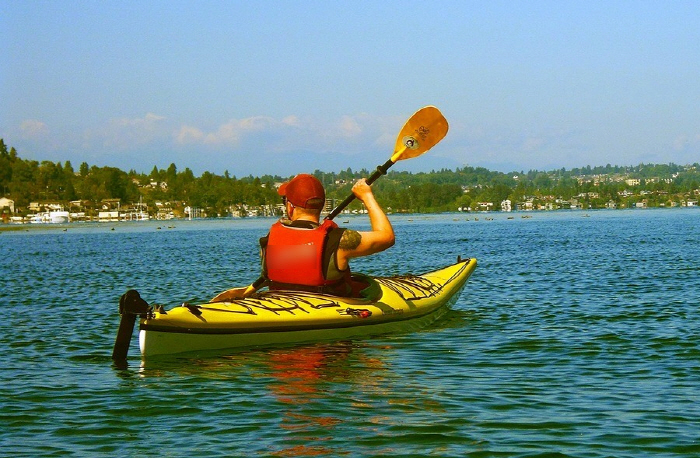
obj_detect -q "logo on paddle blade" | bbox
[416,125,430,140]
[402,135,420,150]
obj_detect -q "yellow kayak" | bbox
[114,257,477,359]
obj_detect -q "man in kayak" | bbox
[211,173,394,300]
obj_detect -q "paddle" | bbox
[209,106,449,302]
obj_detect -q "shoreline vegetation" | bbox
[1,206,698,233]
[1,138,699,223]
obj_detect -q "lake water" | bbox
[1,209,699,457]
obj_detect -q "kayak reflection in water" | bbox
[211,173,394,301]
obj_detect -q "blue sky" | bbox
[2,1,699,177]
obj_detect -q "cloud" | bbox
[338,115,362,138]
[202,116,275,145]
[20,119,49,138]
[12,111,417,175]
[172,113,392,154]
[175,125,205,144]
[79,112,389,156]
[281,115,301,127]
[87,112,170,150]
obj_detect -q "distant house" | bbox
[101,198,121,210]
[477,201,494,211]
[98,211,119,221]
[0,197,15,213]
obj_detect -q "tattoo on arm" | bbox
[339,230,362,250]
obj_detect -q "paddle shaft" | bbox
[325,158,394,221]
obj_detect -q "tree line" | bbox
[1,138,699,217]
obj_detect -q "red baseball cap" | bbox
[278,174,325,209]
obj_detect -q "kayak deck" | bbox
[133,258,476,357]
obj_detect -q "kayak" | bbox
[134,257,476,358]
[114,257,476,359]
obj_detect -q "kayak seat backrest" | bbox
[350,274,383,302]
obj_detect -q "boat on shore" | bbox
[113,257,477,360]
[28,209,70,224]
[50,210,70,223]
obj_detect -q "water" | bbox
[1,210,699,457]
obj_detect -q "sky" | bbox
[2,0,700,177]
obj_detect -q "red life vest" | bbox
[265,219,345,290]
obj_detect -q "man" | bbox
[211,173,394,300]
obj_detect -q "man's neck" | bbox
[292,215,320,223]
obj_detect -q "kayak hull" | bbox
[138,258,476,357]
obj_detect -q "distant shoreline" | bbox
[3,206,698,234]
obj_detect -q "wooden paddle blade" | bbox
[391,106,448,162]
[209,286,250,302]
